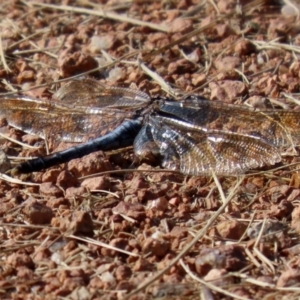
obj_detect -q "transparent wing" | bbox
[0,79,150,143]
[54,78,151,110]
[147,115,281,176]
[159,97,300,148]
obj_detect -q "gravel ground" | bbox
[1,0,300,299]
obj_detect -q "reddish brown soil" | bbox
[0,0,300,299]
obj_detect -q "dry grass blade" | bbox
[282,92,300,106]
[139,61,177,97]
[253,40,300,54]
[100,49,115,64]
[237,211,256,243]
[68,235,140,257]
[13,47,60,55]
[124,176,245,298]
[0,33,11,73]
[208,0,221,15]
[253,247,276,274]
[1,79,17,92]
[245,247,261,268]
[212,171,226,204]
[276,287,300,292]
[29,2,169,32]
[252,218,276,274]
[231,274,300,292]
[0,173,40,186]
[180,259,250,300]
[5,18,57,59]
[89,189,119,197]
[232,272,275,288]
[0,222,56,230]
[78,168,181,181]
[182,4,206,17]
[253,218,267,249]
[7,27,49,51]
[0,133,40,150]
[235,68,250,85]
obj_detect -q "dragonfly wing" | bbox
[54,78,151,109]
[0,96,135,143]
[159,97,300,148]
[133,124,161,161]
[149,115,281,176]
[264,110,300,146]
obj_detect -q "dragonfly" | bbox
[1,77,300,176]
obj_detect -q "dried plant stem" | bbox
[180,259,250,300]
[29,2,169,32]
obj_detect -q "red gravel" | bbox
[0,0,300,299]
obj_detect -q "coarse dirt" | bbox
[1,0,300,299]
